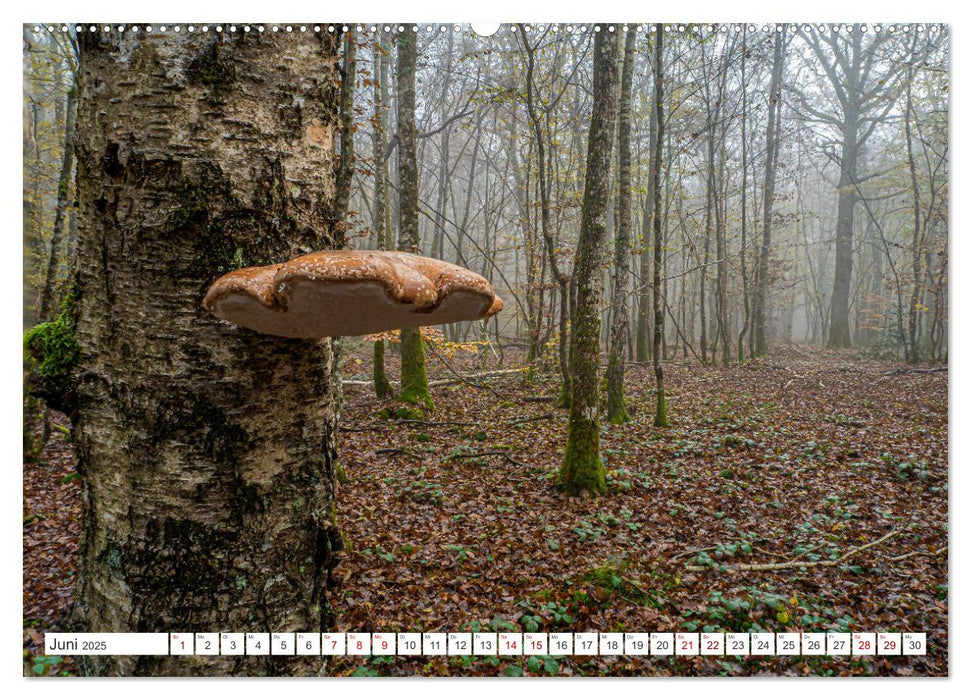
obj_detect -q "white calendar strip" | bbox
[45,632,927,657]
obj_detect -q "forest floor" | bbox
[23,346,948,677]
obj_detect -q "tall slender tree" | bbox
[753,27,787,356]
[38,80,77,321]
[651,24,669,428]
[558,27,620,497]
[371,37,394,397]
[606,27,636,425]
[636,82,658,364]
[396,25,433,411]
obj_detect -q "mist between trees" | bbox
[337,24,948,368]
[24,24,950,375]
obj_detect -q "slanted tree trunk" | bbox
[606,28,635,425]
[371,38,394,398]
[396,25,433,411]
[558,27,619,497]
[72,29,343,676]
[39,80,77,321]
[904,33,924,364]
[651,25,669,428]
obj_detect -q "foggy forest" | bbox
[23,23,948,677]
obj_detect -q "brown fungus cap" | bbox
[202,250,503,338]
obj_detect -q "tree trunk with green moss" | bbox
[651,25,670,428]
[606,28,635,426]
[39,80,77,322]
[396,25,433,411]
[72,29,343,676]
[371,38,394,398]
[558,28,619,497]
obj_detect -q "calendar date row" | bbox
[47,632,926,657]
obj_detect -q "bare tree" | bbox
[793,25,901,348]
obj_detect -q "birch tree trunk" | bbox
[72,29,343,676]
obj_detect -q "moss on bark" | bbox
[654,387,670,428]
[605,353,630,425]
[400,328,433,411]
[556,380,571,409]
[372,340,393,398]
[558,415,606,496]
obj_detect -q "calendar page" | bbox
[21,11,949,681]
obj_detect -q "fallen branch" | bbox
[444,450,529,468]
[342,367,526,389]
[390,418,476,427]
[340,424,391,433]
[883,366,947,376]
[505,413,556,425]
[427,367,527,388]
[888,545,947,562]
[373,447,423,460]
[668,545,718,565]
[683,529,904,573]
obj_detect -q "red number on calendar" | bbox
[860,640,871,650]
[885,640,896,650]
[682,640,693,650]
[707,641,718,650]
[356,640,363,650]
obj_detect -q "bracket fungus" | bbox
[202,250,503,338]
